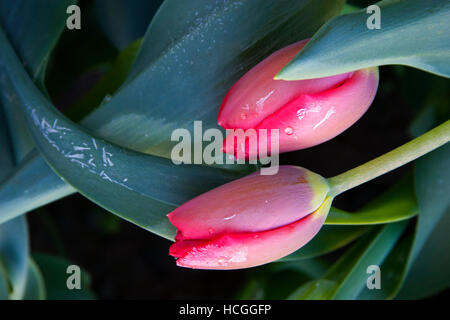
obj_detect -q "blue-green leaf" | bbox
[0,0,76,88]
[66,39,142,122]
[0,264,7,299]
[0,101,14,179]
[410,144,450,260]
[0,0,75,161]
[33,253,94,300]
[0,151,75,225]
[22,258,46,300]
[289,222,408,300]
[0,216,29,299]
[82,0,345,158]
[277,0,450,80]
[397,143,450,298]
[94,0,162,50]
[325,175,418,225]
[357,230,414,299]
[280,225,369,261]
[0,26,249,239]
[0,0,345,226]
[239,258,331,300]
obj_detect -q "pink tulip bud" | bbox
[168,166,331,270]
[218,39,379,158]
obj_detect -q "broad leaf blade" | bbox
[82,0,346,158]
[0,216,29,299]
[277,0,450,80]
[0,101,14,178]
[0,79,34,161]
[33,253,94,300]
[329,222,408,300]
[289,222,408,300]
[280,225,369,261]
[22,258,46,300]
[0,0,345,224]
[0,0,75,160]
[94,0,162,50]
[0,266,7,299]
[0,0,73,161]
[397,144,450,298]
[358,230,414,299]
[66,39,142,122]
[0,151,75,225]
[239,258,331,300]
[410,144,450,260]
[0,27,248,239]
[326,175,418,225]
[0,0,76,88]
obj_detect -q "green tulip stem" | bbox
[328,120,450,197]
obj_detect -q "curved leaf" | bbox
[0,102,14,178]
[288,279,337,300]
[94,0,163,50]
[0,266,7,299]
[397,143,450,298]
[279,225,369,261]
[0,151,75,225]
[410,144,450,261]
[0,0,345,224]
[0,79,34,161]
[0,216,29,299]
[277,0,450,80]
[33,253,94,300]
[360,145,450,300]
[289,221,408,300]
[22,258,46,300]
[239,258,331,300]
[66,39,142,122]
[325,175,418,225]
[397,208,450,299]
[0,31,140,226]
[358,230,414,299]
[330,222,407,300]
[0,0,75,161]
[0,0,75,89]
[279,177,412,262]
[0,27,249,239]
[82,0,345,158]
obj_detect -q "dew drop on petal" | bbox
[297,108,306,120]
[284,127,294,135]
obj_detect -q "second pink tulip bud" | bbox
[218,39,379,159]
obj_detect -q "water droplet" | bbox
[284,127,294,135]
[297,108,306,120]
[224,214,236,221]
[208,228,215,235]
[218,259,228,266]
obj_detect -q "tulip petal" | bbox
[218,38,379,158]
[171,197,332,270]
[168,166,329,239]
[218,39,352,130]
[254,67,379,154]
